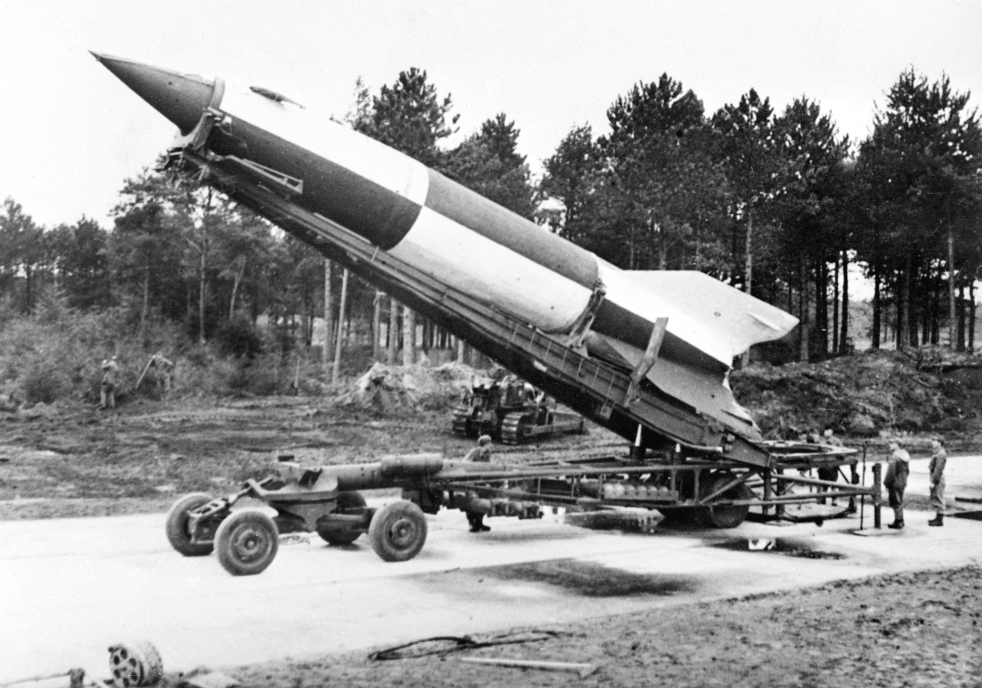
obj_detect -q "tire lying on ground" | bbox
[165,492,215,556]
[316,491,367,546]
[368,500,428,562]
[214,509,279,576]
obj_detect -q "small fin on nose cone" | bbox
[91,52,216,135]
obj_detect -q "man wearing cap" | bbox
[884,440,910,529]
[928,437,947,527]
[464,435,493,463]
[463,435,493,532]
[150,351,175,397]
[100,355,119,410]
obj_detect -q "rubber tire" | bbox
[214,509,279,576]
[165,492,215,556]
[368,501,428,562]
[316,491,367,546]
[699,473,752,529]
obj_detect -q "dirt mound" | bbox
[732,348,982,441]
[336,361,485,413]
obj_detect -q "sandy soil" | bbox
[219,565,982,688]
[0,396,621,520]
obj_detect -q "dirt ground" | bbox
[219,565,982,688]
[0,394,623,520]
[4,354,982,686]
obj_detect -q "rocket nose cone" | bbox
[92,53,216,135]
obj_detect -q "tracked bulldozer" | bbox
[451,376,585,444]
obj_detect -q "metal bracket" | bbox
[564,279,606,353]
[625,317,668,406]
[222,155,304,197]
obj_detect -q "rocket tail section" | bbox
[607,270,799,363]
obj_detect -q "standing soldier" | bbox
[885,440,910,530]
[463,435,493,532]
[928,437,947,527]
[150,351,175,397]
[817,427,843,505]
[100,355,119,410]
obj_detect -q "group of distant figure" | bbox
[99,352,174,410]
[802,426,947,528]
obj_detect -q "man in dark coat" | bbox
[885,440,910,529]
[928,437,947,527]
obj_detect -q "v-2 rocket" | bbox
[92,53,798,456]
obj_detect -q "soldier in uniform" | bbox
[818,427,843,505]
[463,434,493,463]
[885,440,910,529]
[150,352,175,396]
[100,355,119,410]
[928,437,947,527]
[463,435,493,532]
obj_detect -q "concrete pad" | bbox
[2,461,982,683]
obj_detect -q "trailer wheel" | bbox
[700,473,752,529]
[369,501,428,562]
[214,509,279,576]
[165,492,215,556]
[316,491,367,545]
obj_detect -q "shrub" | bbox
[214,317,264,358]
[20,361,66,404]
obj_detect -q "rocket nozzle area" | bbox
[91,52,218,135]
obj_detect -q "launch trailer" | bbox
[98,55,881,578]
[166,446,880,576]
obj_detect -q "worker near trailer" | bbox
[928,437,947,527]
[150,351,175,396]
[464,435,493,463]
[817,427,842,506]
[885,440,910,529]
[100,355,119,410]
[464,435,493,532]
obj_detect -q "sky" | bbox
[1,0,980,231]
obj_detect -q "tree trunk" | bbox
[24,264,32,313]
[229,260,244,322]
[899,256,911,350]
[372,290,382,362]
[331,268,349,386]
[323,260,333,369]
[402,305,415,366]
[970,282,976,351]
[741,209,754,367]
[957,283,966,351]
[816,259,827,358]
[799,260,810,363]
[387,297,398,365]
[832,253,840,355]
[906,254,916,348]
[198,191,212,346]
[840,249,849,352]
[142,259,150,334]
[872,260,881,350]
[948,229,957,349]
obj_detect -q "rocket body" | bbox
[93,54,798,438]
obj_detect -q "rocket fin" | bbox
[596,334,759,433]
[622,271,798,359]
